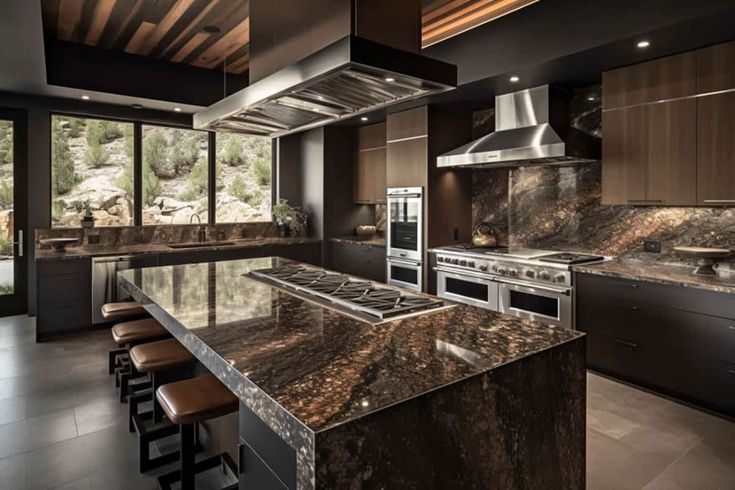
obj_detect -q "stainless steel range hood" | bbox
[437,85,599,168]
[193,36,456,137]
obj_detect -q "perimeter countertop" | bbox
[34,237,321,261]
[330,235,386,247]
[574,259,735,295]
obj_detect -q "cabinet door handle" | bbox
[728,326,735,330]
[614,339,638,348]
[728,369,735,375]
[703,200,735,203]
[627,199,663,203]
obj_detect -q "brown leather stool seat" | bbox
[156,374,239,490]
[101,301,146,321]
[130,339,194,373]
[112,318,168,346]
[157,374,238,425]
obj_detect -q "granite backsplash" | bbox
[471,86,735,270]
[35,222,280,249]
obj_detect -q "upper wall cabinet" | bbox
[602,52,697,110]
[386,107,428,188]
[602,41,735,206]
[355,123,387,204]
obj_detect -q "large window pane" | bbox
[51,115,134,227]
[0,119,13,294]
[142,126,209,225]
[215,133,272,223]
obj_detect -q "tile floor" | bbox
[0,315,732,489]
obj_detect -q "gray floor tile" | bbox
[0,410,78,459]
[643,437,735,490]
[0,453,26,490]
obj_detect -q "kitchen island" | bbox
[119,257,586,489]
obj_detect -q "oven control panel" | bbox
[434,253,572,287]
[436,253,494,273]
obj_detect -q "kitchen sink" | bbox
[167,241,235,249]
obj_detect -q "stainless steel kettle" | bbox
[472,222,499,248]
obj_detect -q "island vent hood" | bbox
[194,0,456,137]
[437,85,600,168]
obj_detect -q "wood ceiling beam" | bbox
[106,0,145,48]
[191,17,249,70]
[125,21,156,54]
[171,32,210,63]
[422,0,475,24]
[139,0,195,56]
[160,0,221,59]
[84,0,117,45]
[57,0,84,41]
[227,53,250,74]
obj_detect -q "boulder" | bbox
[0,209,12,240]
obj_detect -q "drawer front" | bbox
[239,403,296,489]
[239,439,288,490]
[38,301,91,331]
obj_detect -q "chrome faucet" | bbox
[190,213,206,242]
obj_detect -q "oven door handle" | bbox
[434,266,494,281]
[388,257,421,267]
[496,278,571,295]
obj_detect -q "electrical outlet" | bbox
[87,234,100,244]
[643,240,661,253]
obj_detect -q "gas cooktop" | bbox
[538,252,606,265]
[248,265,448,323]
[441,245,555,259]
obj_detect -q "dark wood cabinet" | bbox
[386,106,428,189]
[239,402,296,489]
[37,258,92,341]
[576,272,735,416]
[355,123,386,204]
[697,39,735,94]
[386,105,427,142]
[696,91,735,205]
[602,51,697,110]
[602,99,697,205]
[330,240,386,282]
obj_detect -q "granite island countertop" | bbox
[574,259,735,295]
[34,237,321,261]
[330,235,386,247]
[119,257,584,489]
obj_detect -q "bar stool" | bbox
[105,301,148,376]
[156,374,239,490]
[128,338,196,472]
[111,318,170,402]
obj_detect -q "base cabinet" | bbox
[330,240,386,282]
[36,258,91,341]
[576,272,735,416]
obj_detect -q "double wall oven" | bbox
[433,247,605,328]
[386,187,423,291]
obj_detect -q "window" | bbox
[142,126,209,225]
[215,133,272,223]
[0,119,13,293]
[51,115,134,227]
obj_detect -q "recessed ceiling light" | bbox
[81,95,90,100]
[173,107,181,112]
[587,97,595,101]
[509,76,519,83]
[384,77,395,82]
[637,40,650,48]
[360,116,368,122]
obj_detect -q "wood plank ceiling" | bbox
[40,0,537,76]
[41,0,251,74]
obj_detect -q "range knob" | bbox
[479,264,488,271]
[508,268,518,277]
[497,266,508,274]
[525,270,536,279]
[555,274,566,283]
[459,260,467,266]
[438,256,444,262]
[539,271,550,281]
[468,261,475,268]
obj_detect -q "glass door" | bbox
[0,109,27,316]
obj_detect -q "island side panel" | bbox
[314,337,586,489]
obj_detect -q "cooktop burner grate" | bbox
[248,265,447,321]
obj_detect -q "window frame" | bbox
[48,112,274,228]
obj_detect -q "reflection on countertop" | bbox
[34,237,322,261]
[574,259,735,295]
[330,235,386,247]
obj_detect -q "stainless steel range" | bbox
[249,264,449,324]
[430,245,608,328]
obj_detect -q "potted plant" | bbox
[81,202,95,228]
[272,199,307,237]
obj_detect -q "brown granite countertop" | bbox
[330,236,386,247]
[35,237,321,261]
[574,259,735,295]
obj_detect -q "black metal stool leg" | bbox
[180,423,195,490]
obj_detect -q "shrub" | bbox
[124,124,133,159]
[67,117,84,138]
[114,164,133,197]
[144,128,173,178]
[0,237,12,256]
[52,118,79,196]
[228,175,262,205]
[84,139,109,168]
[170,135,201,175]
[0,120,12,165]
[253,157,271,186]
[142,164,161,207]
[0,180,12,210]
[178,158,208,202]
[0,282,12,294]
[221,137,244,166]
[86,120,123,145]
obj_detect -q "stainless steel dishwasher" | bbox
[91,255,158,324]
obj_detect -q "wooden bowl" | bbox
[673,246,733,275]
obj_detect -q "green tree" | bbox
[178,157,208,201]
[144,128,173,178]
[0,180,12,210]
[228,175,261,205]
[84,139,109,167]
[86,119,123,145]
[170,135,201,175]
[51,118,78,196]
[67,117,84,138]
[253,157,271,186]
[124,124,134,159]
[0,120,13,165]
[221,137,244,166]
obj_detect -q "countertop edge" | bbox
[329,236,386,247]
